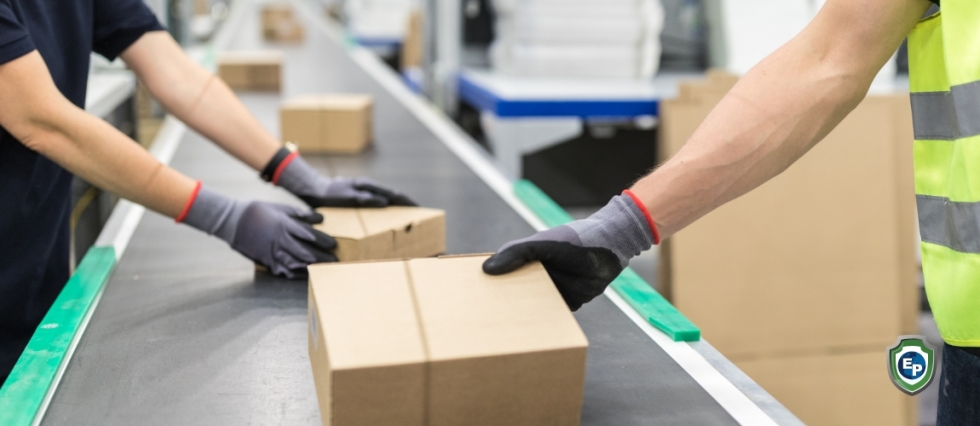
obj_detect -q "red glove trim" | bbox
[623,189,661,245]
[175,181,203,223]
[271,151,299,185]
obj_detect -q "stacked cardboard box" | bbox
[280,94,373,153]
[313,206,445,262]
[658,71,918,426]
[261,4,305,43]
[308,256,588,426]
[217,51,282,92]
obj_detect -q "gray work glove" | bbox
[182,186,338,279]
[276,156,417,208]
[483,193,656,311]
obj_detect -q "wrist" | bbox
[572,193,656,268]
[260,145,298,183]
[622,190,660,245]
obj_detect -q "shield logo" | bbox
[887,336,936,395]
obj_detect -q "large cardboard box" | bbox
[658,73,918,425]
[308,256,588,426]
[659,74,918,359]
[217,51,282,92]
[280,94,373,153]
[735,350,916,426]
[313,206,445,262]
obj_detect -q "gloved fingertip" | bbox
[364,198,389,208]
[482,251,525,275]
[312,229,337,250]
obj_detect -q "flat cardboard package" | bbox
[313,206,445,262]
[217,51,282,92]
[736,350,915,426]
[280,95,373,153]
[401,11,423,69]
[308,256,588,426]
[261,5,305,42]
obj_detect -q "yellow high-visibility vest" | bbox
[908,2,980,347]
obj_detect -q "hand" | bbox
[276,155,417,208]
[482,192,657,310]
[181,186,337,278]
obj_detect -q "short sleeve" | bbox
[0,0,35,66]
[92,0,165,61]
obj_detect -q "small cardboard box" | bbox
[313,206,445,262]
[308,256,588,426]
[261,5,305,42]
[280,94,373,153]
[217,51,282,92]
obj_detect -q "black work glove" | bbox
[181,186,338,279]
[275,155,417,208]
[483,193,657,310]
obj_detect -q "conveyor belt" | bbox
[40,1,799,424]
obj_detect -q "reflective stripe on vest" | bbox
[909,3,980,347]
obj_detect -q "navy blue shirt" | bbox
[0,0,162,384]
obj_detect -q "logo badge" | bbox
[887,336,936,395]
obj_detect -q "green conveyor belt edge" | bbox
[0,246,117,426]
[513,179,701,342]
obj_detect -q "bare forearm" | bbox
[631,0,928,238]
[124,33,279,170]
[25,106,195,217]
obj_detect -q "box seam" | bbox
[403,261,431,426]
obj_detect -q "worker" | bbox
[485,0,977,423]
[0,0,414,385]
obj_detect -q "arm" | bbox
[119,31,416,208]
[0,51,336,278]
[0,51,195,217]
[633,0,931,238]
[119,31,278,170]
[484,0,932,310]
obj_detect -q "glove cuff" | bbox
[275,155,331,200]
[261,146,298,183]
[622,190,660,245]
[175,181,202,223]
[570,194,655,267]
[181,186,246,244]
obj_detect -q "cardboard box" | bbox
[217,51,282,92]
[313,206,445,262]
[262,5,305,42]
[280,94,373,153]
[401,10,423,70]
[658,72,918,425]
[308,256,588,426]
[659,74,918,359]
[735,350,916,426]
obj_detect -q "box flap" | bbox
[308,261,426,370]
[408,256,587,362]
[358,207,445,236]
[314,208,367,239]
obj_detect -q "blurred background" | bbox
[76,1,937,424]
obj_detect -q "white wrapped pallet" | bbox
[490,0,664,79]
[345,0,414,40]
